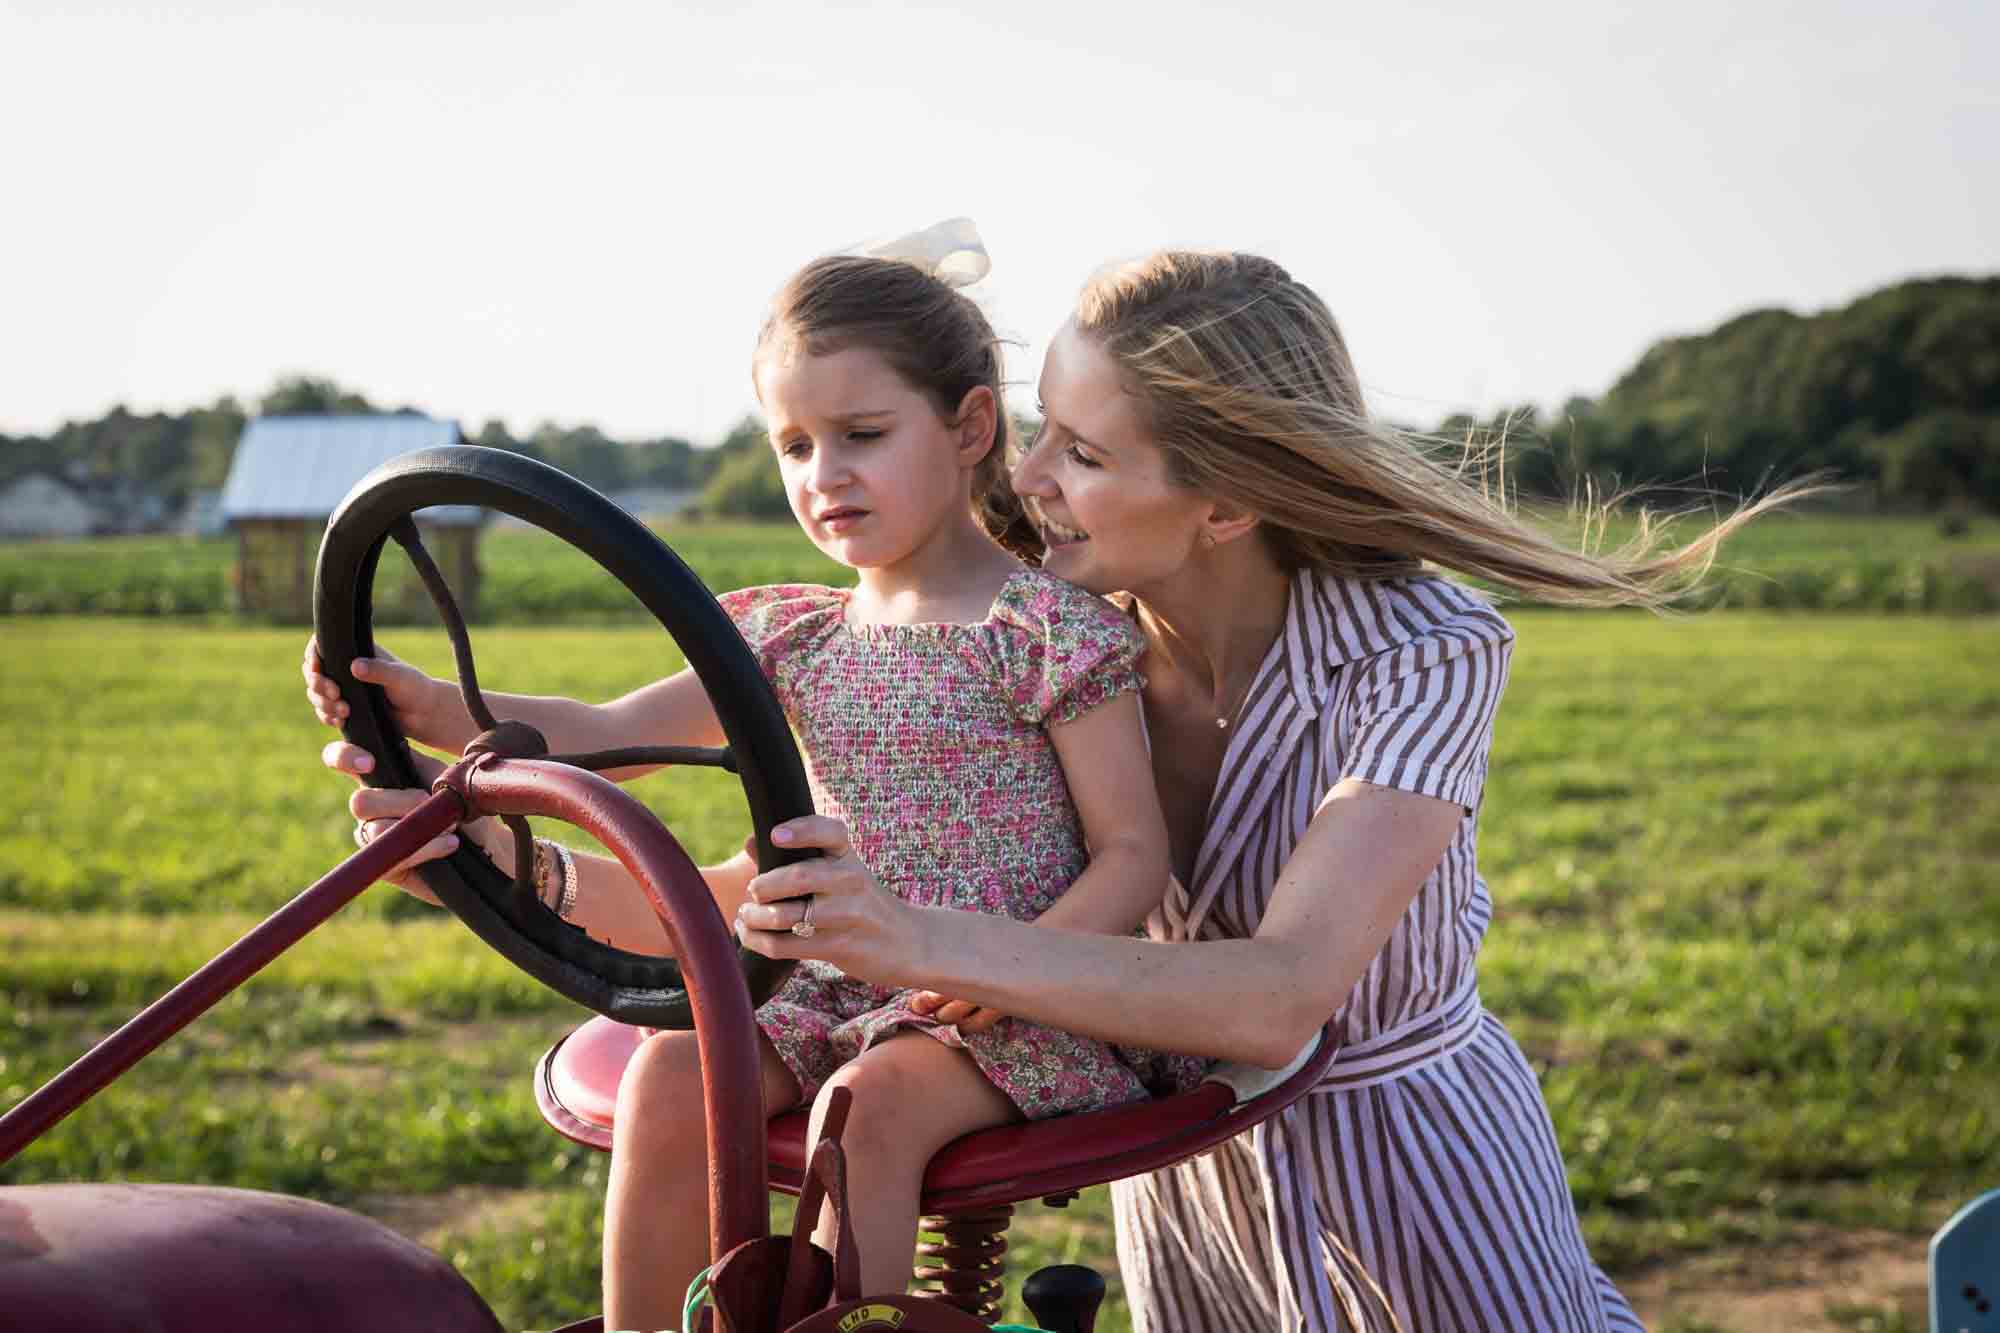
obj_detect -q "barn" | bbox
[218,415,484,621]
[0,473,102,539]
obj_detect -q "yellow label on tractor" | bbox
[836,1304,908,1331]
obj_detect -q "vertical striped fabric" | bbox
[1113,572,1642,1332]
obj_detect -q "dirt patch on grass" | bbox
[1621,1226,1929,1331]
[354,1184,566,1250]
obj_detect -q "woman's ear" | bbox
[1203,503,1261,550]
[951,385,999,468]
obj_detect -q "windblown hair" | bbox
[1075,250,1818,607]
[755,255,1037,556]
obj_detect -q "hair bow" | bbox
[847,216,990,288]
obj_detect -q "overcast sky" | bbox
[3,0,1993,444]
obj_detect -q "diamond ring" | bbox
[790,896,817,939]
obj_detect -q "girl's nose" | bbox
[807,448,852,493]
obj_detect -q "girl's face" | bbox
[1012,322,1214,597]
[756,344,986,572]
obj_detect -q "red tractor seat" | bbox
[535,1013,1337,1215]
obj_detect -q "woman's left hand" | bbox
[733,815,926,988]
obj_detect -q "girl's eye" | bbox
[1066,443,1101,469]
[778,437,812,460]
[848,429,883,443]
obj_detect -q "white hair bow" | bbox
[847,216,990,288]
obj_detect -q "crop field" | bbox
[2,508,1997,617]
[1,596,1996,1329]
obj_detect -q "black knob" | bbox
[1021,1264,1105,1333]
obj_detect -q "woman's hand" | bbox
[326,738,502,906]
[733,816,924,988]
[302,636,468,753]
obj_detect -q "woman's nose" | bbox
[1010,432,1053,496]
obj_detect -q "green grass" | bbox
[2,611,1996,1330]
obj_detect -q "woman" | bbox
[729,252,1811,1332]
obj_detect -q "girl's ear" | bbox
[951,385,999,468]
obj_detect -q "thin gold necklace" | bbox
[1214,672,1254,730]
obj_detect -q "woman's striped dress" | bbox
[1111,571,1643,1332]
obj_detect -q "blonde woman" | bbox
[736,252,1810,1331]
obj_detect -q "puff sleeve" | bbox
[987,573,1146,727]
[1340,605,1513,813]
[716,584,844,696]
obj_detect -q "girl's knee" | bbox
[618,1031,705,1139]
[817,1038,1000,1155]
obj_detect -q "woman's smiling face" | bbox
[1012,322,1214,597]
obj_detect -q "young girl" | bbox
[306,230,1203,1328]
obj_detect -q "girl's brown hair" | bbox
[755,255,1037,557]
[1075,250,1821,607]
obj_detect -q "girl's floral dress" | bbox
[720,569,1206,1119]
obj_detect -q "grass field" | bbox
[3,508,1997,617]
[2,608,1996,1332]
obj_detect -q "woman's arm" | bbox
[737,779,1463,1068]
[334,742,761,955]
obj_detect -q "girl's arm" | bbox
[464,668,726,760]
[912,692,1168,1031]
[308,639,723,767]
[739,779,1463,1069]
[1031,691,1170,934]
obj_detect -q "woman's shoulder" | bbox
[1299,569,1514,662]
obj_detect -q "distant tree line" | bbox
[0,375,721,515]
[1439,275,2000,511]
[6,275,1995,523]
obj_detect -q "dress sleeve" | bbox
[988,574,1146,727]
[715,584,842,691]
[1340,608,1513,812]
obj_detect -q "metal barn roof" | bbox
[218,415,482,524]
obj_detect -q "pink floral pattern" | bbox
[720,569,1208,1119]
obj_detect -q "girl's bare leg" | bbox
[603,1027,801,1331]
[806,1033,1021,1298]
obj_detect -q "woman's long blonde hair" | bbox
[1075,250,1819,608]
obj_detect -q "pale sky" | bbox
[3,0,1993,444]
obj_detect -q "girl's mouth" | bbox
[819,507,868,532]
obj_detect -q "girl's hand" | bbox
[326,738,500,906]
[302,636,465,753]
[732,816,923,988]
[908,991,1008,1035]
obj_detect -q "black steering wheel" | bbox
[313,445,814,1028]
